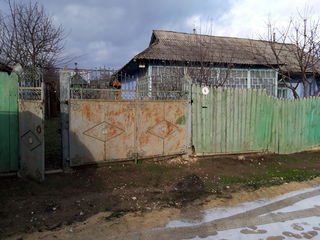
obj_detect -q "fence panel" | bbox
[192,86,320,155]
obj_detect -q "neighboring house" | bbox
[118,30,320,99]
[69,64,89,88]
[70,72,88,88]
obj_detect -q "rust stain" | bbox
[154,116,162,124]
[164,121,176,136]
[176,139,181,148]
[105,124,119,139]
[126,111,135,123]
[166,138,182,153]
[108,105,127,117]
[175,106,183,118]
[139,133,150,146]
[144,108,153,119]
[116,90,122,100]
[82,103,91,120]
[72,129,79,135]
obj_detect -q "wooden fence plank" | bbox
[192,87,320,155]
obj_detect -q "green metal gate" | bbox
[0,72,19,172]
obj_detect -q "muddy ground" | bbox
[1,150,320,239]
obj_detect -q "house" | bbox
[118,30,320,99]
[69,64,89,88]
[70,72,88,88]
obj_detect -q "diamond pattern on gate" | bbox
[148,120,178,139]
[83,121,124,142]
[21,130,41,151]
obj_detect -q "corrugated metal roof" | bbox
[126,30,316,73]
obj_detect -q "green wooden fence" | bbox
[192,85,320,155]
[0,72,19,172]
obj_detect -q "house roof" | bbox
[70,72,88,86]
[122,30,317,73]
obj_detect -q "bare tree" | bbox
[0,0,65,68]
[157,29,237,89]
[183,30,236,87]
[253,11,320,98]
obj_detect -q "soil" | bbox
[5,176,320,240]
[44,117,62,170]
[2,150,320,239]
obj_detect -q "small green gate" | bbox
[192,86,273,154]
[0,72,19,172]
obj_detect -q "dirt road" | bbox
[6,177,320,240]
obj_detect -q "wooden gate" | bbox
[0,72,19,172]
[192,86,272,155]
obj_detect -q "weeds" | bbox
[219,168,320,190]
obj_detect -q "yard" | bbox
[2,151,320,238]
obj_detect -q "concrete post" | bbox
[59,70,71,168]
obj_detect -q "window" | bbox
[277,87,289,98]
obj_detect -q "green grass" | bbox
[273,154,320,163]
[308,157,320,163]
[203,182,220,192]
[219,167,320,190]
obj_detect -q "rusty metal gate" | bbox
[59,69,190,166]
[69,100,189,166]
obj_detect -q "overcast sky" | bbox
[1,0,320,69]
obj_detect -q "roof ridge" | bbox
[152,29,295,46]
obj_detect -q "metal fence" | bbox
[18,66,44,101]
[70,75,190,101]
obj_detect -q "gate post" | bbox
[59,69,71,168]
[183,75,193,155]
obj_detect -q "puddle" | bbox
[155,186,320,240]
[188,217,320,240]
[165,186,320,229]
[266,194,320,215]
[184,216,320,240]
